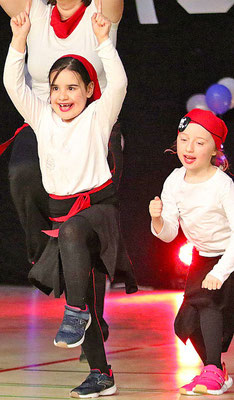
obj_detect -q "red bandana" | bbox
[178,108,228,150]
[60,54,101,103]
[50,3,87,39]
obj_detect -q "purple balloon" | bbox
[205,84,232,114]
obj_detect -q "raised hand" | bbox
[202,274,222,290]
[10,0,31,43]
[91,0,111,45]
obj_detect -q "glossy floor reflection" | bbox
[0,286,233,399]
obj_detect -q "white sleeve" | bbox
[151,172,180,242]
[94,38,127,142]
[3,45,46,134]
[209,179,234,284]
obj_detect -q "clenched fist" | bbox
[149,196,163,218]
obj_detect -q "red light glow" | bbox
[179,242,193,266]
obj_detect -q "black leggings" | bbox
[190,306,223,370]
[58,214,101,309]
[83,268,109,373]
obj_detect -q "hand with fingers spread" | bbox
[202,274,223,290]
[91,0,111,45]
[149,196,164,234]
[10,0,31,53]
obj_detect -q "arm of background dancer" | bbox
[95,0,123,23]
[0,0,31,18]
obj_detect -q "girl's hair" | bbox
[165,141,230,172]
[47,0,91,6]
[49,57,91,89]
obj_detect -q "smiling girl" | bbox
[3,2,127,397]
[149,108,234,396]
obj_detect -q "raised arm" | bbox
[0,0,31,17]
[4,1,45,131]
[95,0,123,23]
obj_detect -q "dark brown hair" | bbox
[47,0,91,6]
[49,56,91,89]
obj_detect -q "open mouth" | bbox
[59,104,73,112]
[184,155,196,164]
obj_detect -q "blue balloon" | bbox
[205,84,232,114]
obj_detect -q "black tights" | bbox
[58,215,100,309]
[190,307,223,370]
[83,269,109,374]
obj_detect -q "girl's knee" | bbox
[58,216,91,243]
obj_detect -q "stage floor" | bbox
[0,286,233,399]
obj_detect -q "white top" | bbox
[151,166,234,284]
[4,39,127,196]
[27,0,118,101]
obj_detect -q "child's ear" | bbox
[87,81,94,98]
[212,148,217,157]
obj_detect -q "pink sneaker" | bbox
[194,363,233,395]
[179,375,201,395]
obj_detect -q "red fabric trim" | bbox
[50,4,87,39]
[0,123,29,156]
[42,179,113,237]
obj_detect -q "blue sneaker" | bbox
[70,367,117,398]
[54,305,91,348]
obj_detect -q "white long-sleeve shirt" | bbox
[151,166,234,284]
[4,39,127,195]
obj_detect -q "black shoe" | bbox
[70,367,117,398]
[54,305,91,348]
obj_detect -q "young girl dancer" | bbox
[4,2,127,397]
[149,108,234,396]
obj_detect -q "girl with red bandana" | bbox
[149,108,234,396]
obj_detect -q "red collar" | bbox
[50,3,87,39]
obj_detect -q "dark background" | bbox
[0,0,234,288]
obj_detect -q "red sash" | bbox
[42,179,113,238]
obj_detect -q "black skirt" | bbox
[28,183,138,297]
[174,248,234,352]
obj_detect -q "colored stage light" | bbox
[178,242,193,266]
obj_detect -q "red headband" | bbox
[178,108,228,150]
[60,54,101,104]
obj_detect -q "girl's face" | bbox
[50,68,94,123]
[177,123,217,176]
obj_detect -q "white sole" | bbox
[70,384,117,399]
[194,376,233,395]
[54,314,92,348]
